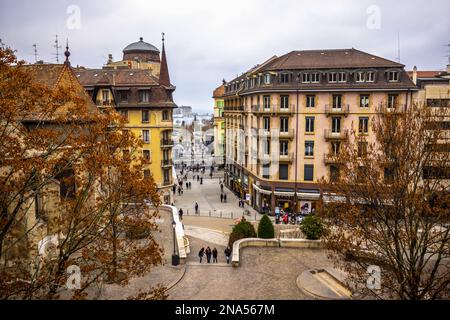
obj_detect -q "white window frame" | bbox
[311,72,320,83]
[302,73,311,83]
[338,72,347,83]
[306,95,315,108]
[305,117,315,133]
[280,95,289,109]
[388,71,399,82]
[305,141,314,156]
[264,74,271,85]
[360,94,370,108]
[367,71,375,82]
[356,71,366,83]
[142,130,150,143]
[328,72,338,83]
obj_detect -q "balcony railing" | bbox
[252,105,272,114]
[376,104,408,114]
[323,153,343,164]
[224,106,244,112]
[279,153,294,163]
[272,105,295,114]
[161,139,174,147]
[96,99,114,106]
[324,129,349,140]
[161,159,173,167]
[159,180,173,187]
[279,129,295,139]
[325,104,350,117]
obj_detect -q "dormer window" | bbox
[280,73,290,84]
[139,90,150,103]
[338,72,347,83]
[328,72,338,83]
[302,73,311,83]
[367,71,375,82]
[356,71,366,83]
[264,74,272,85]
[388,71,399,82]
[311,72,320,83]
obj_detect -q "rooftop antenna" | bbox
[33,44,38,62]
[446,44,450,65]
[396,32,401,63]
[53,35,62,63]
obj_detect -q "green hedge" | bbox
[300,215,324,240]
[228,217,257,248]
[257,214,275,239]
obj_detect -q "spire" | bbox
[159,32,171,87]
[64,39,71,66]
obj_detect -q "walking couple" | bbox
[198,246,218,263]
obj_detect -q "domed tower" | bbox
[122,37,160,63]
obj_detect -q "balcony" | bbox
[325,104,349,117]
[258,153,271,163]
[324,153,343,164]
[376,104,408,114]
[324,129,349,141]
[224,106,244,113]
[161,139,174,148]
[252,105,272,114]
[161,159,173,167]
[272,105,295,115]
[279,129,295,139]
[279,153,294,163]
[159,180,173,187]
[96,99,114,107]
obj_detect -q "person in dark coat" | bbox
[186,181,189,189]
[172,185,176,194]
[195,202,199,214]
[205,247,212,263]
[220,183,224,192]
[220,193,223,203]
[200,177,203,184]
[212,248,218,263]
[198,247,205,263]
[224,247,231,264]
[179,208,183,221]
[223,193,227,203]
[197,175,200,182]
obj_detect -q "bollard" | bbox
[209,211,211,217]
[231,212,233,219]
[220,211,222,218]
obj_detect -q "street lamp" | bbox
[171,220,179,266]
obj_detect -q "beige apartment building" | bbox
[222,49,418,214]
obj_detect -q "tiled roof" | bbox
[259,48,404,71]
[74,68,160,86]
[407,70,445,78]
[213,85,225,98]
[21,64,65,88]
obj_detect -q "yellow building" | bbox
[222,49,418,214]
[213,84,225,165]
[76,36,176,204]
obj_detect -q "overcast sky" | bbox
[1,0,449,113]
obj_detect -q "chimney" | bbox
[107,54,113,64]
[447,64,450,74]
[412,66,418,85]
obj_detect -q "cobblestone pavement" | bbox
[167,246,333,300]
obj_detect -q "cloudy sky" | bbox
[1,0,449,113]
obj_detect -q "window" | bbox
[328,72,338,83]
[162,110,171,121]
[119,90,128,102]
[102,90,109,102]
[305,117,315,133]
[332,95,342,108]
[262,164,270,179]
[280,117,289,132]
[338,72,347,83]
[263,117,270,131]
[143,169,151,179]
[356,72,365,83]
[263,95,271,109]
[304,164,314,181]
[358,141,368,157]
[311,72,320,83]
[306,95,315,108]
[280,141,289,156]
[367,71,375,82]
[142,110,149,123]
[388,94,398,108]
[330,165,340,182]
[302,73,310,83]
[331,142,340,155]
[164,169,171,184]
[388,71,399,82]
[280,73,290,83]
[251,78,255,87]
[360,94,370,108]
[332,117,341,133]
[359,117,369,134]
[279,164,289,180]
[264,74,271,84]
[263,138,270,155]
[56,168,76,200]
[280,95,289,108]
[305,141,314,156]
[143,150,151,162]
[120,110,129,122]
[139,90,150,102]
[142,130,150,143]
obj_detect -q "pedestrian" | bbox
[200,177,203,185]
[197,175,200,182]
[224,246,231,264]
[195,202,199,214]
[172,185,176,194]
[181,187,184,195]
[212,248,218,263]
[205,246,212,263]
[198,247,205,263]
[220,193,223,203]
[220,183,224,192]
[223,193,227,203]
[210,171,213,179]
[188,181,191,189]
[178,186,181,196]
[179,208,183,221]
[186,181,189,189]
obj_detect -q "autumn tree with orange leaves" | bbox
[0,46,165,299]
[319,104,450,300]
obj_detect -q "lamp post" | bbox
[171,220,179,266]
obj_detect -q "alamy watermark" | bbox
[66,5,81,30]
[367,265,381,290]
